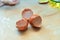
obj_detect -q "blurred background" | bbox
[0,0,60,40]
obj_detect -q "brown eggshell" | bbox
[22,8,33,21]
[16,18,28,31]
[29,14,42,28]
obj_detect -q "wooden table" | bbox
[0,0,60,40]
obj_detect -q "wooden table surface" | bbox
[0,0,60,40]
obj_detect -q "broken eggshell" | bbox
[16,18,28,31]
[22,8,33,21]
[29,14,42,28]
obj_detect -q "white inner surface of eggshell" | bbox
[32,16,42,27]
[18,20,27,27]
[23,11,33,19]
